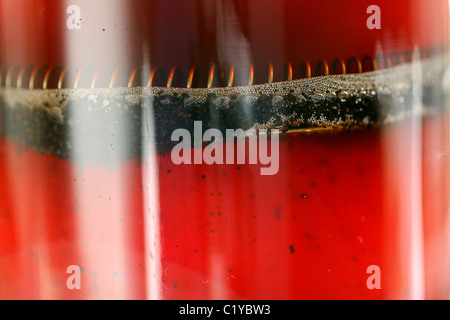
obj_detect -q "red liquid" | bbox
[0,112,448,299]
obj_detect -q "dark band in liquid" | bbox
[0,55,447,164]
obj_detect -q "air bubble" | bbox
[212,96,230,109]
[125,94,138,105]
[311,93,325,105]
[303,89,313,98]
[183,97,196,108]
[378,87,393,101]
[363,116,370,126]
[358,90,368,99]
[296,95,307,106]
[272,96,285,109]
[47,106,64,125]
[394,88,404,99]
[338,91,348,102]
[160,98,171,106]
[324,92,336,102]
[240,95,258,105]
[380,87,392,96]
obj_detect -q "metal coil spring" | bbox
[0,49,433,90]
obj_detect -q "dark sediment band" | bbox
[0,55,447,164]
